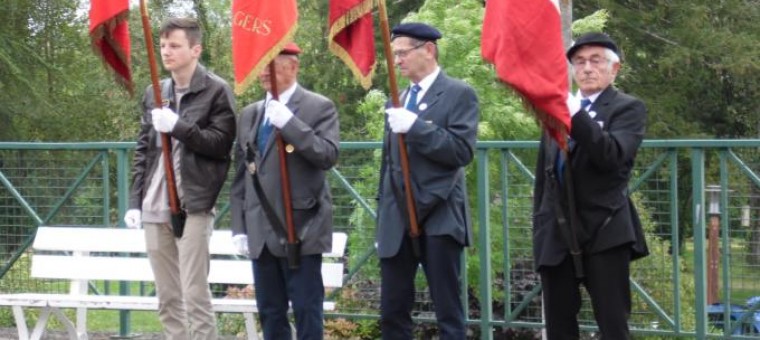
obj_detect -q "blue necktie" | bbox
[257,118,273,154]
[405,84,421,112]
[580,98,592,111]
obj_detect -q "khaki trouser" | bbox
[144,213,219,340]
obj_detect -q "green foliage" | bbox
[576,0,760,139]
[350,319,382,340]
[629,192,698,335]
[404,0,538,141]
[571,9,610,35]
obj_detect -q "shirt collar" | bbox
[575,89,602,104]
[266,82,298,105]
[413,67,441,93]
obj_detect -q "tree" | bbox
[575,0,760,139]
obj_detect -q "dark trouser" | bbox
[540,245,632,340]
[252,247,324,340]
[380,234,465,340]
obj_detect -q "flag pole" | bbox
[378,0,422,258]
[267,62,300,269]
[139,0,185,238]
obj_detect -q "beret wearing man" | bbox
[376,21,479,339]
[532,32,648,340]
[230,40,340,339]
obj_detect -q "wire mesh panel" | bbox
[0,148,112,295]
[2,141,760,338]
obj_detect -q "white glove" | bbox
[265,100,294,129]
[124,209,142,229]
[151,108,179,133]
[566,92,581,117]
[232,234,249,256]
[386,107,418,134]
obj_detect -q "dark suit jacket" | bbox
[375,71,479,258]
[532,86,649,270]
[230,85,340,259]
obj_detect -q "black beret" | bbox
[391,22,442,42]
[566,32,621,61]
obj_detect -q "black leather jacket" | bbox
[129,64,236,213]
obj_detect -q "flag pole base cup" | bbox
[287,241,301,269]
[171,211,186,238]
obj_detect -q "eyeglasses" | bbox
[392,43,427,58]
[571,56,608,68]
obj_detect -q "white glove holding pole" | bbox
[124,209,142,229]
[151,108,179,133]
[566,92,581,117]
[232,234,249,256]
[386,107,418,134]
[265,100,294,129]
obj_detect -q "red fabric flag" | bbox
[328,0,377,90]
[232,0,298,94]
[89,0,133,95]
[481,0,571,149]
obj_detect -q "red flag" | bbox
[89,0,133,95]
[232,0,298,94]
[328,0,377,90]
[481,0,571,149]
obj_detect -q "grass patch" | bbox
[682,239,760,305]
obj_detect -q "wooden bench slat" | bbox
[4,226,348,340]
[33,226,347,258]
[0,293,336,313]
[32,255,344,287]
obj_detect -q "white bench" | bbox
[0,226,347,340]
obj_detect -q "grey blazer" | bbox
[375,71,479,258]
[230,85,340,259]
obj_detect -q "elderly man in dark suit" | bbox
[229,42,339,340]
[376,22,479,339]
[532,32,649,340]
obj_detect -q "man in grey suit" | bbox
[532,32,649,339]
[377,23,479,339]
[229,42,340,340]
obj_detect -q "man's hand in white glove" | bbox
[566,92,581,117]
[151,108,179,133]
[124,209,142,229]
[265,100,294,129]
[232,234,249,256]
[386,107,418,134]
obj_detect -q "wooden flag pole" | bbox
[378,0,422,258]
[139,0,185,238]
[267,61,300,269]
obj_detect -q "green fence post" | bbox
[116,148,132,337]
[477,148,493,339]
[691,147,707,339]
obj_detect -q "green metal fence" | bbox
[2,140,760,339]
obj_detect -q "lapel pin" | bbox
[419,103,428,111]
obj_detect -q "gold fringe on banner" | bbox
[235,25,298,95]
[327,0,377,90]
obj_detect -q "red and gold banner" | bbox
[89,0,132,95]
[328,0,376,90]
[482,0,571,149]
[232,0,298,94]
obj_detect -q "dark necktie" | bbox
[405,84,421,112]
[257,117,273,154]
[580,98,592,111]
